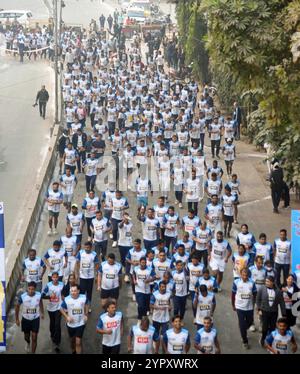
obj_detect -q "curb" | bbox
[5,124,61,312]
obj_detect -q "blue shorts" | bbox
[137,196,148,207]
[152,321,169,336]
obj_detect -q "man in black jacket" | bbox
[58,130,70,175]
[72,128,88,174]
[35,85,50,119]
[270,162,284,213]
[256,276,286,346]
[107,15,113,31]
[233,101,242,140]
[99,14,106,29]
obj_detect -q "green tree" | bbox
[175,0,210,83]
[174,0,300,185]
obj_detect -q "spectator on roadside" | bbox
[269,162,284,214]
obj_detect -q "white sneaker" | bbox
[112,241,117,248]
[47,230,52,236]
[124,275,130,283]
[174,200,178,205]
[179,203,183,208]
[25,342,30,353]
[109,234,113,239]
[132,294,136,302]
[52,228,58,235]
[249,325,256,332]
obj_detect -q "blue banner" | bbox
[291,210,300,273]
[0,202,6,352]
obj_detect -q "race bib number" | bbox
[26,308,37,314]
[106,274,115,279]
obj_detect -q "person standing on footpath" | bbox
[35,85,49,120]
[269,162,284,214]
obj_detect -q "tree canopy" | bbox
[174,0,300,185]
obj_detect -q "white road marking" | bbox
[238,195,271,209]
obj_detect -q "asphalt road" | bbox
[5,129,300,355]
[0,0,176,27]
[3,0,300,356]
[0,51,54,255]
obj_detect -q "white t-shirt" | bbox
[97,311,123,347]
[99,261,122,290]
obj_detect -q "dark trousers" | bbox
[200,133,205,150]
[39,101,47,118]
[188,202,198,215]
[86,217,94,238]
[190,291,196,317]
[165,236,177,253]
[286,308,297,328]
[175,190,183,203]
[211,139,220,157]
[79,278,94,304]
[77,151,86,173]
[48,310,62,346]
[234,123,241,140]
[144,239,157,251]
[102,344,120,354]
[111,218,122,241]
[108,121,116,137]
[261,310,278,342]
[271,189,281,210]
[85,175,97,193]
[196,250,208,268]
[173,295,187,319]
[119,245,131,269]
[282,183,290,207]
[275,263,290,287]
[236,309,254,344]
[95,240,108,259]
[136,292,151,319]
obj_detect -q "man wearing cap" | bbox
[269,162,284,213]
[44,240,67,282]
[67,205,85,250]
[222,138,236,176]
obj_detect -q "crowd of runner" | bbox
[15,18,299,355]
